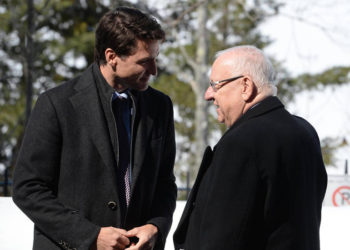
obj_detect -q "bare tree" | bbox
[192,1,210,174]
[165,0,211,181]
[25,0,35,124]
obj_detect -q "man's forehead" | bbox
[215,51,237,66]
[211,56,235,76]
[136,40,159,55]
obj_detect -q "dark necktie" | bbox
[112,94,131,214]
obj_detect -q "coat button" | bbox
[107,201,117,210]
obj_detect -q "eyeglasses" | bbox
[209,75,244,91]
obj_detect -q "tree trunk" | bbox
[25,0,34,124]
[192,1,209,181]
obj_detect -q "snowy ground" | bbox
[0,198,349,250]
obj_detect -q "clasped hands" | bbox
[92,224,158,250]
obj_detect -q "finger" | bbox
[115,228,128,235]
[126,242,136,247]
[114,241,127,250]
[125,228,138,237]
[125,239,144,250]
[117,234,131,246]
[115,238,132,250]
[125,246,136,250]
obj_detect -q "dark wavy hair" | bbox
[94,7,165,65]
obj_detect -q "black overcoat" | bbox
[13,64,177,250]
[174,96,327,250]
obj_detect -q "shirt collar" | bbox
[113,91,129,101]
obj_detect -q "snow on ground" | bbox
[0,198,349,250]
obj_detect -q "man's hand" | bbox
[125,224,158,250]
[91,227,130,250]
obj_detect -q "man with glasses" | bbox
[174,45,327,250]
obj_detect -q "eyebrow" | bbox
[137,57,153,64]
[137,52,159,63]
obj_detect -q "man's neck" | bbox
[243,93,271,114]
[99,64,127,92]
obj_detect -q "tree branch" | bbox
[176,38,198,70]
[279,12,348,46]
[165,0,208,28]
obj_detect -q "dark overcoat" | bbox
[13,64,177,250]
[174,96,327,250]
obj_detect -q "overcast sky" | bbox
[260,0,350,172]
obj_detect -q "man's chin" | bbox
[127,81,149,91]
[216,113,224,124]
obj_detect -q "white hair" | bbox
[216,45,277,96]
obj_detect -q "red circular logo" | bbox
[332,186,350,206]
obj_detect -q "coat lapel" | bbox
[69,67,115,171]
[174,146,213,247]
[129,91,154,196]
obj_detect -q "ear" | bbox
[241,76,257,102]
[104,48,118,68]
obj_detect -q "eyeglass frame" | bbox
[209,75,244,91]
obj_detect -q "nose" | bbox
[148,59,157,76]
[204,86,214,101]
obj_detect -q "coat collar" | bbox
[220,96,284,142]
[69,64,116,175]
[68,64,153,199]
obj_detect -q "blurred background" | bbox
[0,0,349,249]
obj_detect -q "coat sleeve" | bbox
[12,92,100,250]
[146,96,177,249]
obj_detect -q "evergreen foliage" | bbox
[0,0,349,196]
